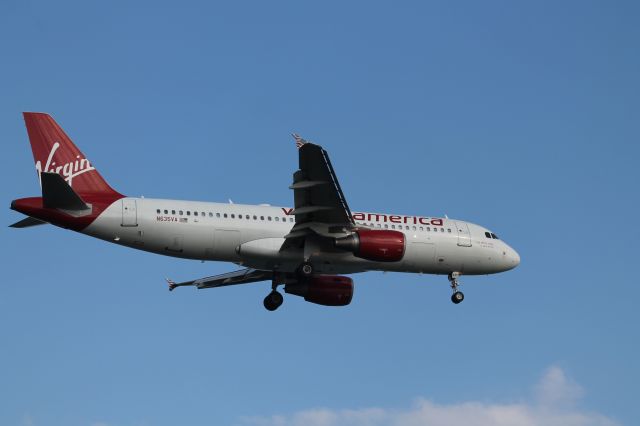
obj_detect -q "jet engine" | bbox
[334,229,405,262]
[284,275,354,306]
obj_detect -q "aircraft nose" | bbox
[511,248,520,267]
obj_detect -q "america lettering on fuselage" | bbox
[11,113,520,310]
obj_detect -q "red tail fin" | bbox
[23,112,121,197]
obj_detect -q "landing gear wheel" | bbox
[263,291,284,311]
[298,262,314,277]
[451,291,464,304]
[448,272,464,305]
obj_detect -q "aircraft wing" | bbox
[167,268,273,291]
[282,136,356,250]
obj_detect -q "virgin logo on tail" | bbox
[34,142,96,188]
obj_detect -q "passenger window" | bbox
[156,209,161,214]
[223,213,228,218]
[427,227,430,232]
[268,216,272,221]
[164,210,168,214]
[194,211,198,216]
[179,210,183,215]
[391,225,395,229]
[290,218,294,222]
[440,228,444,232]
[275,217,279,222]
[447,228,451,233]
[377,224,381,228]
[209,212,213,217]
[172,210,176,215]
[260,216,264,220]
[384,224,388,229]
[231,214,235,218]
[187,211,191,216]
[419,226,423,231]
[238,215,243,219]
[253,215,257,220]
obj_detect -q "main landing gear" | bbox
[264,277,285,311]
[448,272,464,304]
[263,290,283,311]
[264,262,314,311]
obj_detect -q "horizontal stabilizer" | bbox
[9,216,48,228]
[41,172,90,211]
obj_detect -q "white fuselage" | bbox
[83,197,520,276]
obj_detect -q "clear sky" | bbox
[1,1,638,425]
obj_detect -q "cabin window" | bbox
[290,217,294,222]
[223,213,228,218]
[156,209,161,214]
[179,210,183,215]
[171,210,176,215]
[209,212,213,217]
[238,214,243,219]
[164,210,168,214]
[384,224,388,229]
[187,211,191,216]
[268,216,272,221]
[426,227,430,232]
[447,228,451,233]
[231,214,235,218]
[194,211,198,216]
[253,215,257,220]
[440,228,444,232]
[419,226,424,231]
[391,225,395,229]
[260,216,264,220]
[216,213,220,218]
[275,217,280,222]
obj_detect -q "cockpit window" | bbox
[491,233,499,239]
[485,232,492,238]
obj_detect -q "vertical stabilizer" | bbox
[23,112,121,197]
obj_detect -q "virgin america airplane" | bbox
[10,113,520,310]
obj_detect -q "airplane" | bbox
[10,113,520,311]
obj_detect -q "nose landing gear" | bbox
[448,272,464,304]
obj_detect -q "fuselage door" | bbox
[455,221,472,247]
[121,198,138,227]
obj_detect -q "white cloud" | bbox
[240,366,618,426]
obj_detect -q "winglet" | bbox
[292,133,308,149]
[166,278,178,291]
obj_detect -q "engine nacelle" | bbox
[334,229,405,262]
[284,275,354,306]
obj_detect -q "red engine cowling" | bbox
[284,275,354,306]
[335,229,406,262]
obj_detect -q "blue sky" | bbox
[1,1,638,425]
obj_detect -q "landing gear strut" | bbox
[263,279,284,311]
[448,272,464,304]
